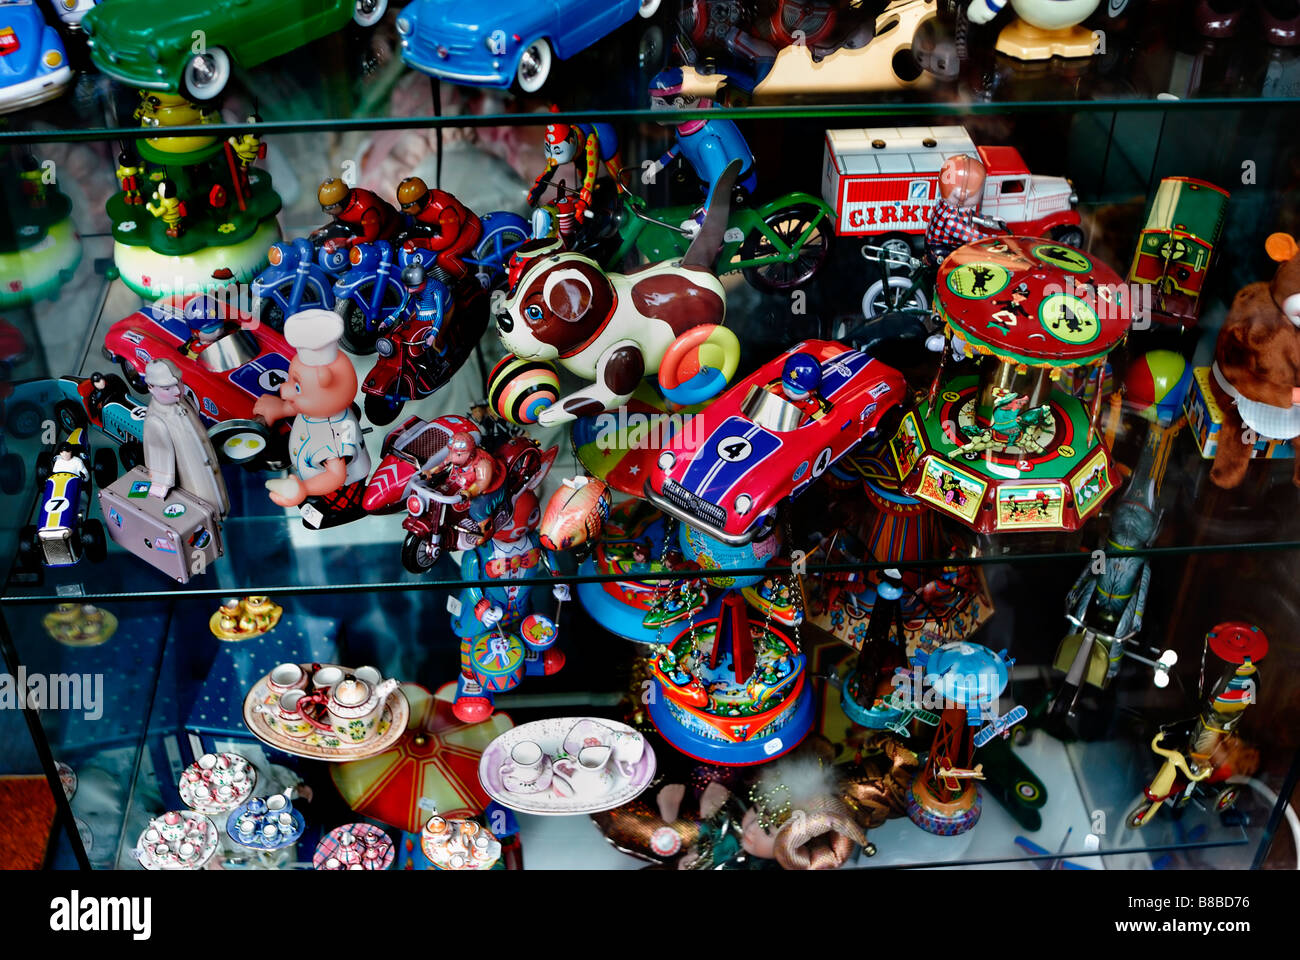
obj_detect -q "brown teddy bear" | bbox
[1208,232,1300,489]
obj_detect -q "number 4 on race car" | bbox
[716,436,752,462]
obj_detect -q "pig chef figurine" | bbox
[253,309,371,529]
[143,359,230,516]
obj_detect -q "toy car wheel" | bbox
[1049,225,1086,248]
[35,451,54,484]
[638,24,665,74]
[740,202,832,292]
[353,0,388,27]
[181,48,232,102]
[249,295,286,332]
[119,440,144,472]
[639,0,662,16]
[0,451,24,495]
[401,532,440,573]
[861,276,929,320]
[117,359,147,394]
[81,519,107,563]
[1125,799,1154,829]
[5,400,44,439]
[93,448,118,489]
[1215,786,1241,812]
[55,399,88,435]
[514,38,553,94]
[364,394,405,427]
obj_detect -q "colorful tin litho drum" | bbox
[467,633,526,692]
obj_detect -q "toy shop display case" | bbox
[1,1,1299,873]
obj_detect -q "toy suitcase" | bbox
[99,466,224,583]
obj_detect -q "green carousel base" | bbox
[112,221,280,300]
[0,217,82,308]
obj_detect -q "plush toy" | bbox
[1207,232,1300,490]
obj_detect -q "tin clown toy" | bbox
[450,490,569,724]
[253,309,371,529]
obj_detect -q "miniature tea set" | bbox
[479,717,656,816]
[243,662,409,760]
[135,811,220,870]
[225,792,306,850]
[210,595,283,640]
[314,823,395,871]
[420,814,502,870]
[178,752,256,815]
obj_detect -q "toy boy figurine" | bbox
[115,149,144,205]
[450,491,568,723]
[779,353,823,424]
[395,177,482,283]
[142,359,230,515]
[528,116,626,221]
[253,309,371,528]
[147,179,186,239]
[52,441,87,479]
[314,178,402,254]
[644,69,757,230]
[925,154,994,266]
[438,432,505,537]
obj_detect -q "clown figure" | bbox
[450,490,569,723]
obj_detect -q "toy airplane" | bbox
[974,704,1028,748]
[936,760,985,792]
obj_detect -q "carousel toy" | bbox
[1128,623,1267,828]
[107,95,281,299]
[570,499,707,646]
[802,463,995,656]
[888,236,1132,533]
[210,596,283,640]
[0,154,82,308]
[645,522,814,765]
[905,640,1023,835]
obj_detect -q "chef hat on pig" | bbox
[284,309,344,366]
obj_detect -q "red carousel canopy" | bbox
[936,237,1131,368]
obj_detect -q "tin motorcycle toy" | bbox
[360,263,491,426]
[401,430,557,574]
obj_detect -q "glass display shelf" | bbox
[4,0,1300,148]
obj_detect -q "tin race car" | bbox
[396,0,662,93]
[18,427,108,569]
[103,292,294,469]
[0,0,72,115]
[645,340,908,545]
[54,373,146,474]
[83,0,388,101]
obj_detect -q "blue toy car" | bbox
[0,0,72,115]
[396,0,662,92]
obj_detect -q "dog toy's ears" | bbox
[1265,232,1299,263]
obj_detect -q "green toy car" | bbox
[82,0,388,101]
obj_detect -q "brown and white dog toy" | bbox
[493,162,741,426]
[1208,231,1300,490]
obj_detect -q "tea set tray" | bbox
[241,663,410,762]
[478,717,657,816]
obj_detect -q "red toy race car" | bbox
[645,339,907,545]
[103,292,294,468]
